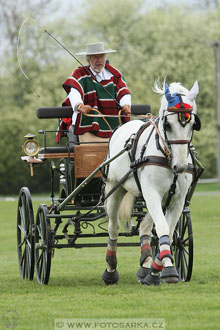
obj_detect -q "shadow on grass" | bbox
[48,271,139,288]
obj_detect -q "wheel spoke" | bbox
[37,225,44,239]
[36,251,43,266]
[39,253,44,279]
[21,195,27,228]
[182,250,189,269]
[18,238,25,249]
[18,205,26,230]
[20,243,26,266]
[181,219,187,238]
[39,213,45,239]
[183,246,189,256]
[26,237,32,249]
[18,224,26,236]
[181,252,186,280]
[22,245,27,277]
[43,251,47,279]
[26,246,30,277]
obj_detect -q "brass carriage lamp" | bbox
[23,133,40,156]
[22,133,41,176]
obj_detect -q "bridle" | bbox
[155,93,201,161]
[162,110,193,146]
[147,109,193,163]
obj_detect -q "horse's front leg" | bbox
[102,183,126,285]
[142,191,179,285]
[136,212,153,282]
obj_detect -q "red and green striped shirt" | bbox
[61,63,131,137]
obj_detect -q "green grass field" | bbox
[0,190,220,330]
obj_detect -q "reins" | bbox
[148,115,172,161]
[84,109,147,131]
[85,108,113,131]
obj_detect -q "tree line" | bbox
[0,0,220,194]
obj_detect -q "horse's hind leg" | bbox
[136,213,153,283]
[102,183,126,285]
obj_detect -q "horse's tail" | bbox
[119,192,135,230]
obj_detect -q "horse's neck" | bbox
[137,122,164,158]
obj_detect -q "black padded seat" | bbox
[131,104,151,115]
[37,104,151,119]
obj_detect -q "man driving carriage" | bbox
[60,42,131,143]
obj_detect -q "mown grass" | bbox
[0,193,220,330]
[195,182,220,192]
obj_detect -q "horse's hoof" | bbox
[102,269,119,285]
[136,267,151,283]
[142,273,160,286]
[160,266,179,283]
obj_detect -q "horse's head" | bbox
[156,81,200,173]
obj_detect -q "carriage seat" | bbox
[37,104,151,148]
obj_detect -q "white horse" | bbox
[102,80,200,285]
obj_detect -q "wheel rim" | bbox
[173,210,193,281]
[35,204,51,284]
[17,187,35,280]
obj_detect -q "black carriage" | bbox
[17,105,204,284]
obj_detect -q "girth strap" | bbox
[129,121,153,195]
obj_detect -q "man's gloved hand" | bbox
[77,104,93,115]
[121,104,131,116]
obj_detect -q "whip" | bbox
[17,17,122,108]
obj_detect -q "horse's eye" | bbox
[164,121,171,131]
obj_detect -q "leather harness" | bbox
[127,117,194,211]
[102,113,196,213]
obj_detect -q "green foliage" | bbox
[0,0,220,194]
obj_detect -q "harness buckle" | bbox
[124,133,135,151]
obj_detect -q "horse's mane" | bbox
[153,79,190,96]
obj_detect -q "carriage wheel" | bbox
[172,209,193,282]
[17,187,35,280]
[34,204,52,284]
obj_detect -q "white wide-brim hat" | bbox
[75,42,117,55]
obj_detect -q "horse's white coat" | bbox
[105,81,199,268]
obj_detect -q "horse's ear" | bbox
[187,81,199,103]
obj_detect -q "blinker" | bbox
[178,112,191,127]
